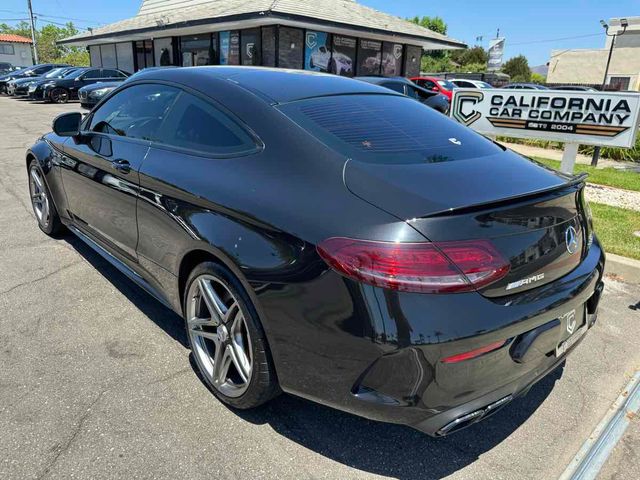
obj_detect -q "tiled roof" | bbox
[0,34,33,44]
[60,0,464,48]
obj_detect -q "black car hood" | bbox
[343,149,571,220]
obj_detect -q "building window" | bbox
[154,37,174,66]
[219,31,240,65]
[357,39,382,76]
[116,42,134,74]
[135,40,154,70]
[0,44,15,55]
[304,31,331,72]
[331,35,356,77]
[241,28,261,66]
[262,26,276,67]
[381,42,403,76]
[100,44,117,68]
[180,35,211,67]
[89,45,101,67]
[278,27,303,69]
[404,45,422,77]
[609,76,630,91]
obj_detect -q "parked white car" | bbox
[449,78,494,89]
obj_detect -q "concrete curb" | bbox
[605,253,640,285]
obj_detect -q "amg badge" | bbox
[506,273,545,291]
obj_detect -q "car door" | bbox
[60,83,180,262]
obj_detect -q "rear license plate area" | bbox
[555,305,587,357]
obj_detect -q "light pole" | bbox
[592,18,629,166]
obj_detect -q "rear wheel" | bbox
[28,159,64,236]
[49,87,69,104]
[183,261,280,409]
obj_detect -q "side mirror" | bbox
[52,112,82,137]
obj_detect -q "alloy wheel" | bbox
[186,274,253,397]
[29,167,50,228]
[50,88,68,103]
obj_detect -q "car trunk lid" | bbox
[344,151,589,297]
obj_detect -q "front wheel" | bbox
[49,87,69,104]
[183,261,280,409]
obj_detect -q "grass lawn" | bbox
[532,157,640,193]
[591,203,640,260]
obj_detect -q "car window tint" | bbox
[279,94,502,165]
[380,82,404,94]
[157,92,255,155]
[82,69,103,79]
[89,84,179,141]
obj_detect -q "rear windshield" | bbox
[278,94,502,164]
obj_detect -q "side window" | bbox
[380,82,405,94]
[157,91,256,155]
[82,69,103,80]
[405,85,420,99]
[102,68,125,78]
[457,81,472,88]
[89,84,180,141]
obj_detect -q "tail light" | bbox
[317,237,510,294]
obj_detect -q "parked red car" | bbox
[410,76,456,100]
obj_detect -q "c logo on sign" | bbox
[452,91,484,126]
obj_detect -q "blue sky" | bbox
[1,0,636,65]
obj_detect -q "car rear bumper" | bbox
[269,237,605,436]
[346,239,605,435]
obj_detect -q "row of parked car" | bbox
[0,63,129,108]
[0,62,601,115]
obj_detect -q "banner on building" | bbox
[304,31,331,72]
[487,37,505,71]
[451,89,640,148]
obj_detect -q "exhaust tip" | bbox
[436,395,513,436]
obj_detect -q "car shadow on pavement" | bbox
[234,366,563,480]
[64,234,188,347]
[64,233,563,480]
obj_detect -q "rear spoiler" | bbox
[423,173,588,218]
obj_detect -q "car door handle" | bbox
[112,159,131,173]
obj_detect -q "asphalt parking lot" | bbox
[0,95,639,480]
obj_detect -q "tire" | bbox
[28,159,65,236]
[49,87,69,104]
[183,261,280,409]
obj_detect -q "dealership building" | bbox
[59,0,464,78]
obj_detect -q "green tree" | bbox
[502,55,531,82]
[531,72,546,84]
[450,46,488,67]
[0,21,88,66]
[409,16,447,35]
[0,21,31,38]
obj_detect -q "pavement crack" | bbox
[0,261,82,297]
[36,389,107,480]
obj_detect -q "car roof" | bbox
[131,66,393,103]
[355,76,410,84]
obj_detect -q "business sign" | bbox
[487,37,505,71]
[451,89,640,147]
[304,31,330,72]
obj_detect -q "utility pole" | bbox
[592,18,629,166]
[27,0,38,64]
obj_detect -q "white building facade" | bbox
[0,34,34,67]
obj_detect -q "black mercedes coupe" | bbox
[26,67,604,436]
